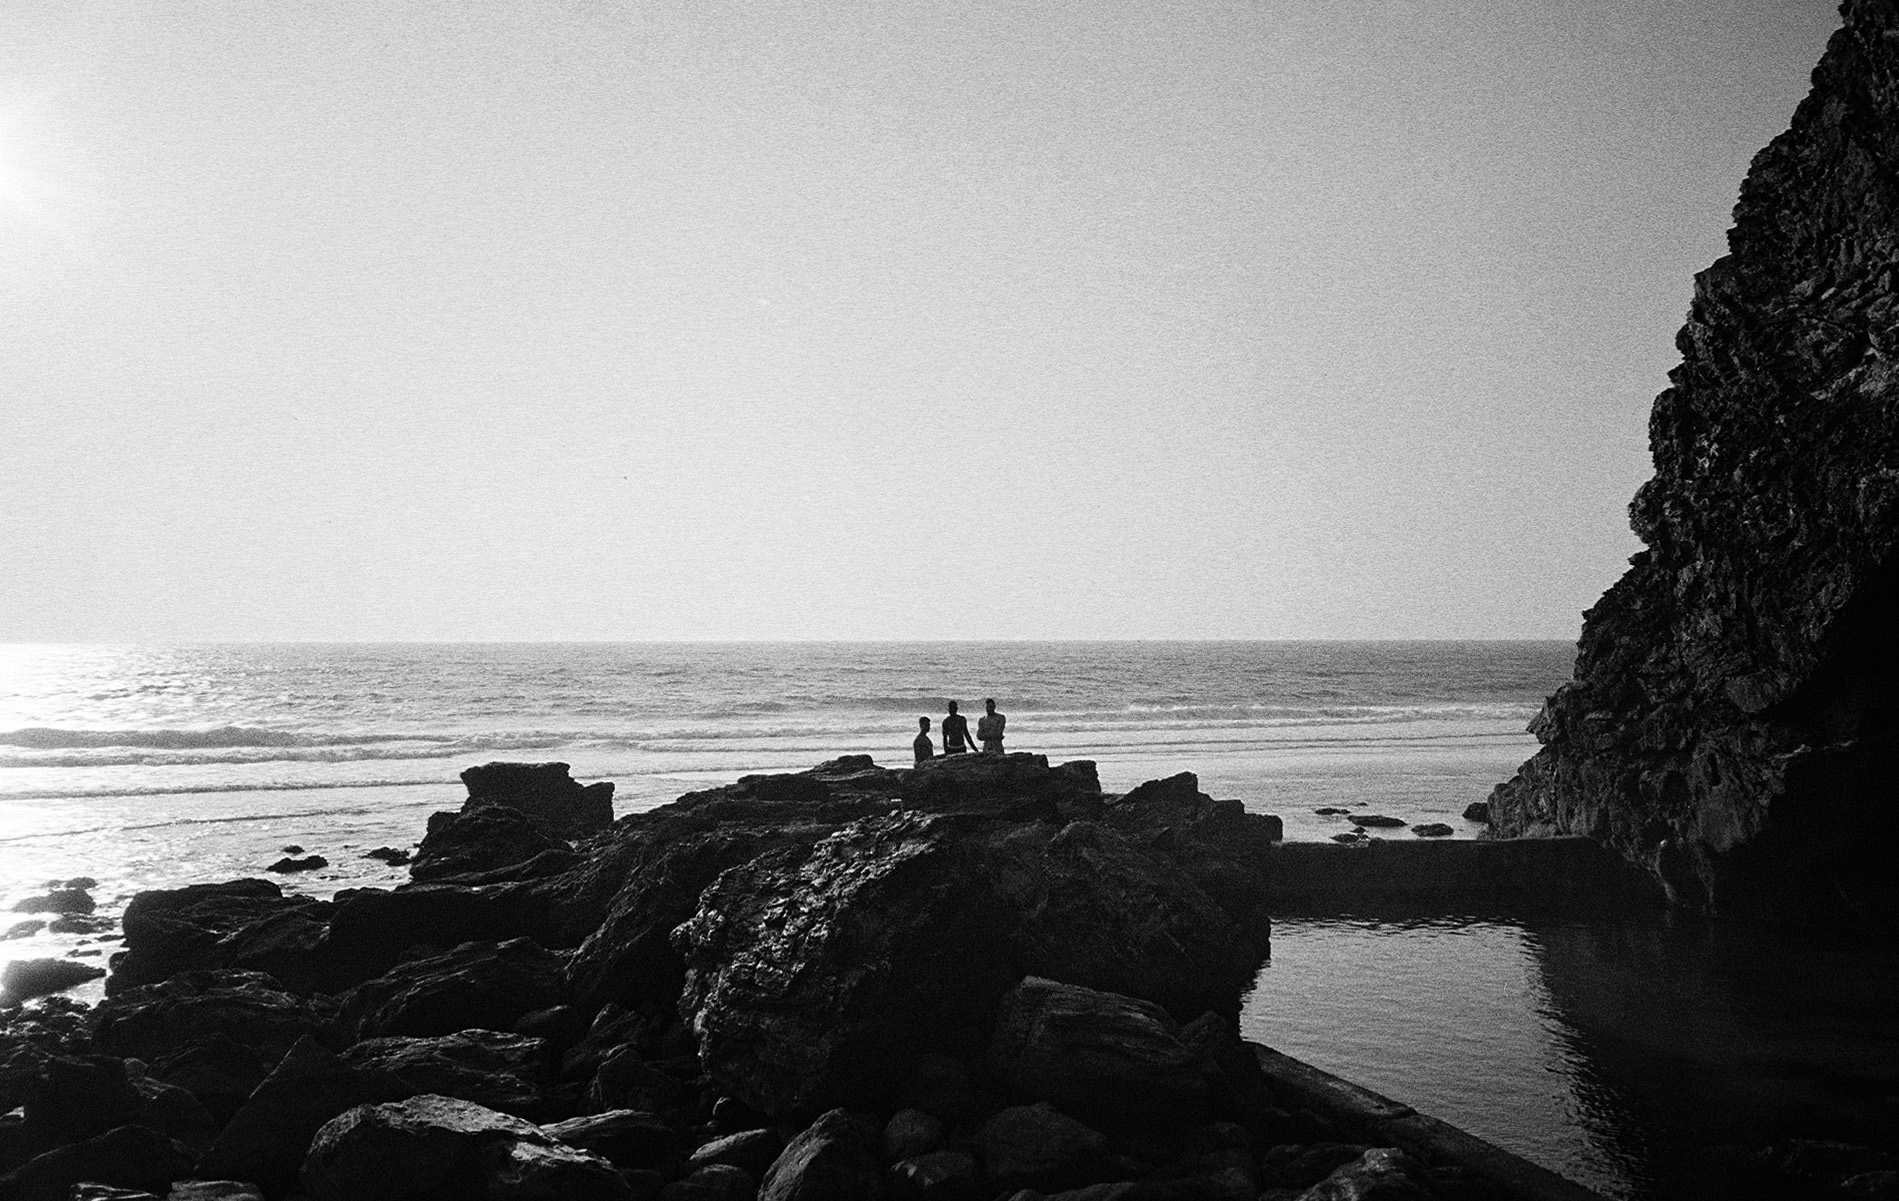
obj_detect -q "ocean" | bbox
[10,640,1886,1200]
[0,640,1565,898]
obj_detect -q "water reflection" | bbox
[1241,911,1899,1200]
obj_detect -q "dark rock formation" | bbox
[1410,824,1454,838]
[51,755,1298,1201]
[9,890,93,916]
[336,938,566,1041]
[459,760,615,840]
[408,805,562,884]
[340,1031,550,1119]
[985,978,1208,1131]
[0,1124,196,1201]
[1488,0,1899,927]
[108,881,332,996]
[195,1037,408,1197]
[0,960,103,1004]
[541,1110,686,1172]
[975,1104,1110,1193]
[264,856,326,874]
[675,811,1266,1118]
[757,1108,880,1201]
[298,1094,628,1201]
[91,971,327,1068]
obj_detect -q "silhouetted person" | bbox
[977,697,1005,753]
[942,701,974,755]
[914,716,934,764]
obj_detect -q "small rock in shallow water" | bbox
[1350,815,1406,828]
[1313,807,1350,815]
[281,845,303,854]
[49,914,109,934]
[1,956,106,1001]
[265,855,327,873]
[364,846,412,865]
[11,888,95,914]
[3,920,46,939]
[1330,833,1367,845]
[1410,824,1454,838]
[1462,801,1489,822]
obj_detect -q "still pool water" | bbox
[1242,912,1899,1200]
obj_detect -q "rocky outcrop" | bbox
[0,756,1319,1200]
[298,1094,628,1201]
[459,761,615,840]
[1488,0,1899,927]
[674,810,1267,1118]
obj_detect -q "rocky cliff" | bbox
[1488,0,1899,927]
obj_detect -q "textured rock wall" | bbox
[1488,0,1899,926]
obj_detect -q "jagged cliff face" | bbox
[1489,0,1899,926]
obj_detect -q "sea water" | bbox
[6,641,1887,1200]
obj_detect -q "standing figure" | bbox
[976,697,1006,754]
[913,716,935,764]
[941,701,974,755]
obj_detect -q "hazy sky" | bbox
[1,1,1839,641]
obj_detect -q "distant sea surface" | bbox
[0,640,1569,898]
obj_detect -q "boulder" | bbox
[885,1151,980,1201]
[409,806,562,884]
[1258,1143,1376,1191]
[758,1108,879,1201]
[676,812,1266,1117]
[196,1037,410,1198]
[0,959,104,1003]
[267,855,326,874]
[337,937,566,1040]
[661,1163,754,1201]
[90,970,327,1067]
[1347,815,1406,829]
[9,890,93,916]
[0,1125,195,1201]
[109,881,332,996]
[166,1185,265,1201]
[1410,824,1454,838]
[2,921,45,941]
[1461,801,1489,823]
[903,753,1103,821]
[567,827,805,1012]
[690,1127,785,1178]
[881,1109,945,1162]
[147,1035,271,1126]
[364,847,412,865]
[18,1054,145,1146]
[975,1104,1109,1193]
[341,1030,550,1119]
[459,761,615,839]
[1299,1147,1431,1200]
[49,916,108,935]
[475,1135,634,1201]
[582,1047,691,1117]
[1098,773,1279,924]
[986,978,1209,1129]
[298,1094,628,1201]
[320,884,548,986]
[541,1110,686,1171]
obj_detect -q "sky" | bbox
[0,0,1842,642]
